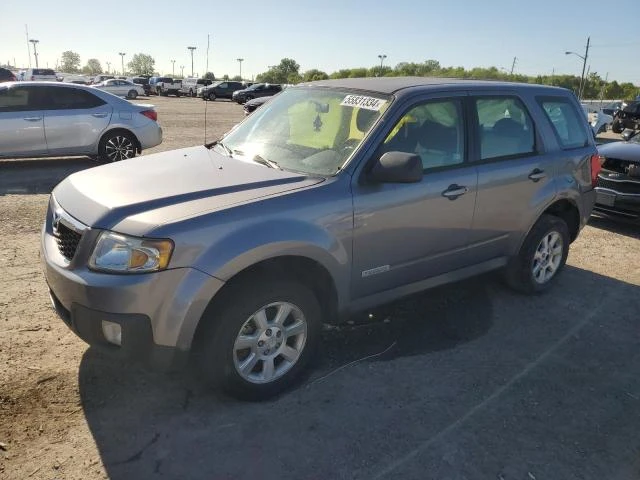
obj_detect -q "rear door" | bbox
[41,86,112,155]
[0,85,47,157]
[467,93,557,262]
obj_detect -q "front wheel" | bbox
[99,131,137,162]
[208,92,216,101]
[611,118,624,134]
[127,90,138,99]
[196,279,321,400]
[505,214,570,294]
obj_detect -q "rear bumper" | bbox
[136,121,163,150]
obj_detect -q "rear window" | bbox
[538,97,589,149]
[34,69,55,75]
[44,87,106,110]
[0,87,31,110]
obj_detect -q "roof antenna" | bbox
[204,33,210,145]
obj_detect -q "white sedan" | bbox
[93,79,145,99]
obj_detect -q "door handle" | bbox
[91,113,108,118]
[528,168,546,182]
[23,116,42,122]
[442,184,468,200]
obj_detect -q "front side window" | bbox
[0,87,33,111]
[217,87,390,175]
[381,99,465,170]
[218,83,228,89]
[476,97,536,160]
[538,97,589,149]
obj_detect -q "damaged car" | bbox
[595,130,640,220]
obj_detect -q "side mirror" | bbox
[369,152,423,184]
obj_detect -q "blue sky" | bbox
[3,0,639,84]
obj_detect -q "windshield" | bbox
[216,87,391,175]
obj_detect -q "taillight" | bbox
[140,110,157,122]
[590,153,601,187]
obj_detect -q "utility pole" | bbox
[106,61,111,74]
[180,65,185,77]
[118,52,126,75]
[25,25,31,68]
[565,37,590,100]
[378,54,387,77]
[237,58,244,80]
[29,39,39,68]
[510,56,517,76]
[171,59,175,77]
[551,68,555,86]
[187,47,196,77]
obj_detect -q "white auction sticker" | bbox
[340,95,386,111]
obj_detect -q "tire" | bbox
[611,118,624,134]
[175,91,181,97]
[505,214,570,294]
[196,278,321,400]
[98,131,137,162]
[127,90,137,99]
[189,89,194,97]
[244,94,253,102]
[208,92,216,101]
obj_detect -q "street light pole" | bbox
[29,39,39,68]
[378,54,387,77]
[237,58,244,80]
[187,47,196,77]
[565,36,590,100]
[118,52,126,76]
[171,59,175,77]
[106,61,111,74]
[180,65,185,78]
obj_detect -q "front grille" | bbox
[596,176,640,195]
[55,222,82,261]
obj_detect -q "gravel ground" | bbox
[1,98,639,479]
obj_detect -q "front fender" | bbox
[194,219,351,308]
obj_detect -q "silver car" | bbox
[93,79,145,99]
[0,82,161,161]
[42,78,598,400]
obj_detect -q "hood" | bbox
[53,146,323,235]
[597,141,640,164]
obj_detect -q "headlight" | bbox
[89,231,173,273]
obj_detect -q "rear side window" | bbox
[475,97,536,160]
[34,69,55,76]
[538,97,589,149]
[43,87,106,110]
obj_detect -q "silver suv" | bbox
[42,78,599,399]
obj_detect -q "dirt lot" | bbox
[1,97,640,480]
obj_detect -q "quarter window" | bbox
[381,99,465,170]
[476,97,536,160]
[539,98,589,149]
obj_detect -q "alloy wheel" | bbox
[104,135,136,162]
[532,231,563,284]
[232,301,307,384]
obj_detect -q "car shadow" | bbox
[75,266,640,478]
[589,214,640,240]
[0,157,99,195]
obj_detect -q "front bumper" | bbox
[594,175,640,219]
[41,200,225,369]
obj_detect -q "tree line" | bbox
[27,52,638,100]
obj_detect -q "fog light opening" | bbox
[102,321,122,346]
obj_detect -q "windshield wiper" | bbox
[252,154,281,170]
[206,140,233,157]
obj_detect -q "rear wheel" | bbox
[99,131,137,162]
[189,89,194,97]
[505,214,569,294]
[196,279,321,400]
[127,89,137,99]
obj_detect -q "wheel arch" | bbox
[189,254,340,352]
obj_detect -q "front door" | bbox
[351,95,478,299]
[0,85,47,157]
